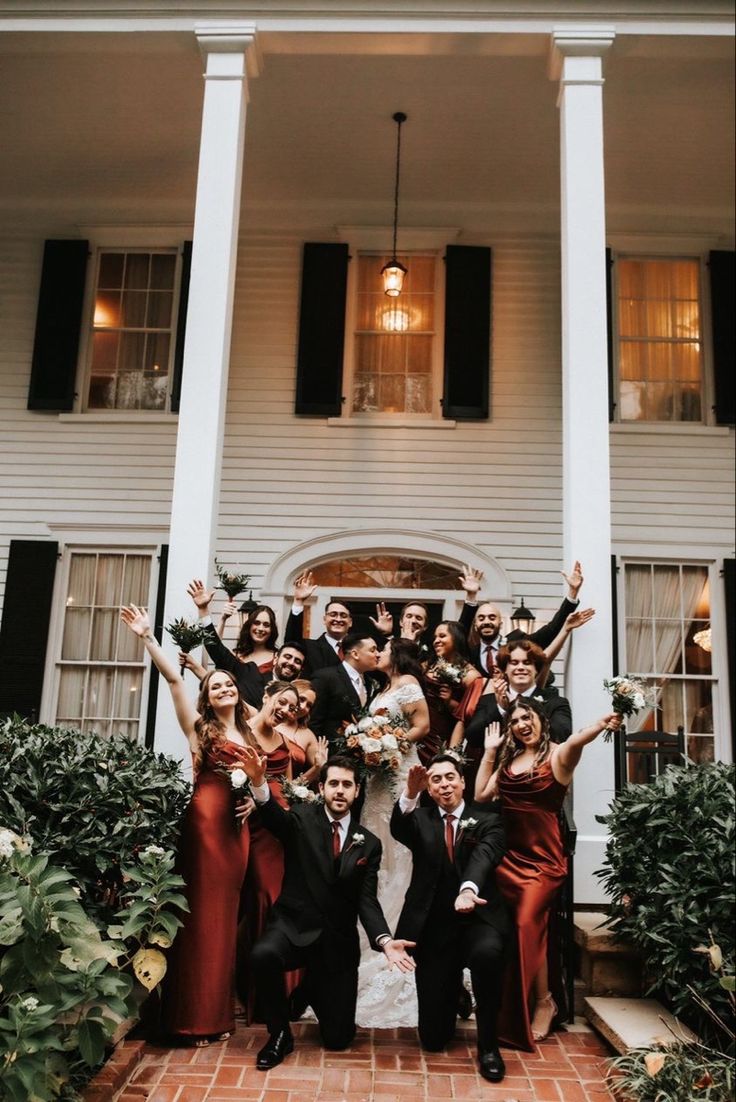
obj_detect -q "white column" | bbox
[550,27,615,903]
[154,24,260,764]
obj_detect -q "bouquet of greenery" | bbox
[602,675,653,740]
[214,558,251,600]
[165,616,206,653]
[280,777,322,805]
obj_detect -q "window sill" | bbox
[611,422,732,437]
[326,417,457,429]
[58,412,178,423]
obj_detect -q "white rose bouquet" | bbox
[280,776,322,805]
[430,658,466,686]
[337,709,412,784]
[602,675,654,741]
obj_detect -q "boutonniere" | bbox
[459,817,478,832]
[533,695,545,703]
[351,832,365,846]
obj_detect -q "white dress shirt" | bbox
[398,794,479,895]
[497,683,539,717]
[343,660,367,705]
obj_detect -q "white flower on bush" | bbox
[21,997,39,1011]
[291,784,310,800]
[142,845,165,858]
[361,737,382,754]
[357,717,375,732]
[0,828,25,860]
[230,768,248,790]
[380,733,399,751]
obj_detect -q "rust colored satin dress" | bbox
[496,759,568,1051]
[421,667,471,767]
[160,741,251,1039]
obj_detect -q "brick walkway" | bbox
[115,1020,617,1102]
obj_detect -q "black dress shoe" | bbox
[478,1046,505,1082]
[256,1029,294,1070]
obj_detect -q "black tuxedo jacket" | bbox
[201,623,266,708]
[310,664,380,746]
[390,799,510,946]
[459,597,579,676]
[284,609,342,677]
[257,796,390,969]
[464,686,572,746]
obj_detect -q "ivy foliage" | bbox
[597,762,735,1041]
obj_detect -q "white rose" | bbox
[381,734,399,751]
[358,717,375,732]
[633,693,645,709]
[230,768,248,790]
[372,715,390,726]
[344,723,358,736]
[292,785,309,800]
[362,737,382,754]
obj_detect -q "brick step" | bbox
[584,996,698,1055]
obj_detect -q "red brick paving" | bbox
[103,1019,617,1102]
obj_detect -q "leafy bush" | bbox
[0,717,191,922]
[608,1041,734,1102]
[597,762,735,1040]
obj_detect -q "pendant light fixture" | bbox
[381,111,408,298]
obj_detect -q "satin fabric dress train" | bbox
[495,759,568,1050]
[160,741,251,1038]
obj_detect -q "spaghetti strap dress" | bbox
[495,759,568,1051]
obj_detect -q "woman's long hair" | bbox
[496,697,552,776]
[387,637,424,680]
[235,604,278,657]
[433,620,471,663]
[193,669,255,773]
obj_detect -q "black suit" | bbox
[464,687,573,746]
[459,597,579,677]
[200,623,266,708]
[250,798,390,1050]
[391,798,511,1054]
[310,664,379,748]
[284,609,343,677]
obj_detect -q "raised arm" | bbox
[542,607,596,669]
[120,606,197,745]
[474,722,504,803]
[551,713,623,785]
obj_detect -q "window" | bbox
[350,253,439,416]
[622,562,715,762]
[616,256,704,423]
[86,249,179,411]
[53,550,154,739]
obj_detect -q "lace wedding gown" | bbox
[355,682,424,1028]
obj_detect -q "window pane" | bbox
[407,374,431,413]
[90,330,119,374]
[146,291,173,329]
[88,376,116,410]
[687,736,714,764]
[94,290,122,329]
[62,609,91,660]
[150,253,176,290]
[686,620,712,675]
[68,555,97,605]
[121,291,147,329]
[114,668,144,718]
[91,609,117,661]
[87,667,114,719]
[379,374,406,412]
[619,380,645,421]
[353,374,378,412]
[626,619,653,672]
[122,555,151,606]
[57,668,86,721]
[98,252,124,289]
[687,679,713,732]
[124,253,150,290]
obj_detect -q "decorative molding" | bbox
[548,25,615,81]
[195,22,262,81]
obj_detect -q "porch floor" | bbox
[113,1018,617,1102]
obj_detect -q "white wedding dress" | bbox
[354,682,424,1028]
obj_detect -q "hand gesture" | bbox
[484,721,504,757]
[314,736,329,768]
[235,796,256,824]
[437,684,453,703]
[239,744,267,787]
[492,668,509,710]
[369,602,393,635]
[293,571,317,602]
[187,578,215,612]
[382,939,416,973]
[220,600,238,621]
[564,607,595,633]
[454,889,487,914]
[601,712,623,733]
[561,560,584,600]
[120,605,151,638]
[405,764,428,801]
[458,564,483,600]
[401,622,422,642]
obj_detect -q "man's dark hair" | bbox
[319,754,360,786]
[341,631,374,656]
[399,600,430,621]
[325,600,351,614]
[427,752,465,778]
[277,640,307,659]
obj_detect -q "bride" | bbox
[355,638,430,1027]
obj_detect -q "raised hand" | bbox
[187,578,215,612]
[561,560,584,600]
[314,736,329,768]
[405,764,428,800]
[239,744,267,787]
[401,622,422,642]
[601,712,623,732]
[491,668,509,710]
[220,600,238,621]
[120,605,151,638]
[179,651,207,680]
[383,939,417,973]
[484,721,504,756]
[458,564,483,600]
[369,602,394,635]
[293,571,317,602]
[564,607,595,632]
[454,889,487,914]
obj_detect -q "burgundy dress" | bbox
[495,759,568,1050]
[160,741,250,1038]
[421,666,472,767]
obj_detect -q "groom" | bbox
[390,754,511,1082]
[242,752,415,1068]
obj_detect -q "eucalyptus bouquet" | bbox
[214,558,251,600]
[165,616,206,653]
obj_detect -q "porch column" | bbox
[550,27,615,903]
[154,24,260,763]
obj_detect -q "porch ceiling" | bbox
[0,29,733,231]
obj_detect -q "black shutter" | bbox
[606,247,615,422]
[709,250,735,425]
[295,243,349,416]
[170,241,192,414]
[144,544,169,749]
[724,559,735,762]
[442,245,491,420]
[28,240,89,412]
[611,554,620,677]
[0,540,58,720]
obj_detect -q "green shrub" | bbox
[0,717,191,923]
[608,1041,734,1102]
[597,762,735,1041]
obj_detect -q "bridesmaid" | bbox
[120,605,254,1046]
[422,621,479,766]
[276,678,329,787]
[218,602,279,675]
[474,699,622,1049]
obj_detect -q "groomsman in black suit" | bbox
[243,753,415,1068]
[457,561,586,676]
[391,754,511,1083]
[310,632,381,747]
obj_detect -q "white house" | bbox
[0,0,733,901]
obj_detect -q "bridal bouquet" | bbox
[280,776,322,805]
[214,558,251,600]
[336,712,412,783]
[165,616,206,653]
[430,658,466,686]
[602,675,653,741]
